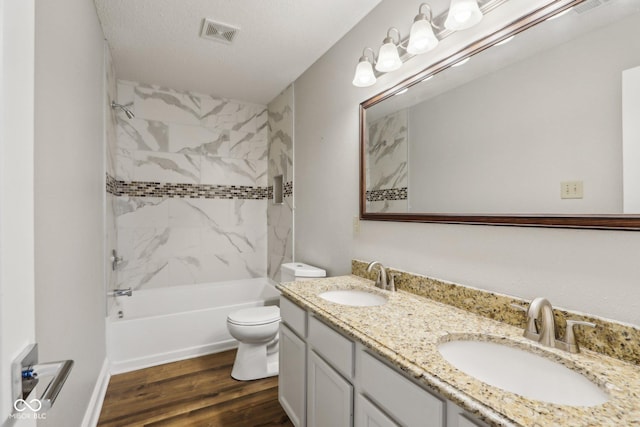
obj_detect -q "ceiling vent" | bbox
[573,0,611,14]
[200,18,239,44]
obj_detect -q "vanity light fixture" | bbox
[376,28,403,72]
[444,0,483,31]
[352,48,377,87]
[407,3,439,55]
[352,0,498,87]
[451,57,470,67]
[494,35,515,46]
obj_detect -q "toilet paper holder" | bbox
[11,344,74,413]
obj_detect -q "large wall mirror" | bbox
[360,0,640,229]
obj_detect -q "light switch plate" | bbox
[561,181,583,199]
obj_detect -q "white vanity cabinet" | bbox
[279,298,308,427]
[279,296,487,427]
[446,402,489,427]
[307,350,354,426]
[358,349,445,426]
[355,394,397,427]
[306,314,355,426]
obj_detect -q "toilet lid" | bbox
[227,306,280,326]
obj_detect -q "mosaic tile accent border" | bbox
[284,181,293,197]
[106,173,118,195]
[352,259,640,365]
[267,181,294,200]
[106,174,272,200]
[366,187,408,202]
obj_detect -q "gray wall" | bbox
[293,0,640,326]
[34,0,107,424]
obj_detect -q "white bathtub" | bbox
[107,278,280,373]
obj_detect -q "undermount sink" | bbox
[438,338,609,407]
[319,289,387,307]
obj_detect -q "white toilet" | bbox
[226,262,326,381]
[280,262,327,282]
[227,305,281,381]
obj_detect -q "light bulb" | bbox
[352,58,376,87]
[444,0,483,31]
[375,40,402,73]
[407,19,439,55]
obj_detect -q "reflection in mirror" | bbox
[362,0,640,226]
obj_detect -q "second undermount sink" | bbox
[319,289,387,307]
[438,338,609,407]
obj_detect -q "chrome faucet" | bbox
[512,297,596,353]
[110,288,133,297]
[366,261,388,290]
[527,297,556,347]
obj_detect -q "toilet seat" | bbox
[227,306,280,326]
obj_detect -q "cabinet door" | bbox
[308,350,354,427]
[355,394,399,427]
[279,324,306,427]
[359,350,445,427]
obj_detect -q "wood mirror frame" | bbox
[359,0,640,230]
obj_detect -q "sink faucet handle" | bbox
[560,320,596,353]
[388,272,400,292]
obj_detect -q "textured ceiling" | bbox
[94,0,383,104]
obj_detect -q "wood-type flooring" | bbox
[97,350,294,427]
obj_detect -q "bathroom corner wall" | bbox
[34,0,107,423]
[113,81,268,289]
[267,85,295,281]
[104,42,118,311]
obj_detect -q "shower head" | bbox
[111,101,135,119]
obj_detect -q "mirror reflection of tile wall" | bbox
[366,109,408,213]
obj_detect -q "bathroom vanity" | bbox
[279,297,485,427]
[277,274,640,427]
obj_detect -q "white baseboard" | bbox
[81,358,111,427]
[109,340,238,375]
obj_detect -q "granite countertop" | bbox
[278,275,640,427]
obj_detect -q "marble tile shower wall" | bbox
[366,109,408,213]
[267,85,294,281]
[104,43,118,306]
[113,80,268,290]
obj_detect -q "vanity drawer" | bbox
[280,296,307,338]
[359,350,445,427]
[308,315,354,379]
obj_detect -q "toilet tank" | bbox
[280,262,326,283]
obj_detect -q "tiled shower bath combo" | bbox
[107,81,294,291]
[104,76,294,370]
